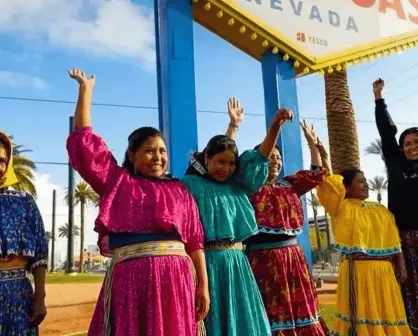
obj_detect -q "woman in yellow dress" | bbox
[315,142,411,336]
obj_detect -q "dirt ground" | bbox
[40,283,337,336]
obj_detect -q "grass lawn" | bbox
[43,273,105,284]
[321,304,337,327]
[66,304,337,336]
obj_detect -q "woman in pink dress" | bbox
[66,69,209,336]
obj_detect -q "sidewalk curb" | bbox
[47,301,96,309]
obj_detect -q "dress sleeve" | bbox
[66,127,119,195]
[234,150,269,195]
[284,167,327,197]
[94,222,112,257]
[375,99,402,162]
[184,189,204,254]
[316,175,346,216]
[26,194,49,273]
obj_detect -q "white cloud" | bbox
[0,71,48,90]
[32,173,99,266]
[0,0,155,68]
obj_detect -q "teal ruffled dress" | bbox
[182,150,271,336]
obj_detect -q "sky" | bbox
[1,0,418,264]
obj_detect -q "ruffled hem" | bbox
[334,313,409,327]
[331,320,412,335]
[271,315,321,330]
[273,319,328,335]
[29,259,48,272]
[259,226,303,236]
[0,250,35,260]
[334,243,402,256]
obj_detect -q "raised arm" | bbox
[235,108,293,193]
[373,79,401,161]
[225,97,244,138]
[258,108,293,158]
[300,120,322,168]
[316,174,345,217]
[66,69,119,195]
[316,138,331,174]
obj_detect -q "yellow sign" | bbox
[193,0,418,75]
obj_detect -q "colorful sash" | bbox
[103,240,205,336]
[344,254,393,336]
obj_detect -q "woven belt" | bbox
[103,240,205,336]
[0,267,26,281]
[205,242,244,251]
[343,254,393,336]
[246,238,298,252]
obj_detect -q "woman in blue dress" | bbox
[0,131,48,335]
[183,107,293,336]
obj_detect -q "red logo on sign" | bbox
[297,32,306,42]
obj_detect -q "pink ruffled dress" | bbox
[66,127,204,336]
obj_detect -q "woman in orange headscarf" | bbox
[0,132,48,335]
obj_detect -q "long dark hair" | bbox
[122,127,165,174]
[399,127,418,150]
[185,135,239,178]
[340,169,363,188]
[0,136,11,158]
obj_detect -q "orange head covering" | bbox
[0,132,18,188]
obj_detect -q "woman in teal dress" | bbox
[183,107,293,336]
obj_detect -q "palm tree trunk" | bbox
[79,201,85,273]
[313,208,322,249]
[377,192,382,203]
[324,212,331,246]
[324,70,360,172]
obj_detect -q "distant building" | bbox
[308,215,334,244]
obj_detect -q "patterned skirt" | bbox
[204,242,271,336]
[332,257,411,335]
[247,239,329,336]
[0,268,37,336]
[400,230,418,335]
[89,244,199,336]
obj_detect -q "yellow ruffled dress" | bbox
[316,175,411,336]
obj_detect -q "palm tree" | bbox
[324,71,360,172]
[368,176,388,203]
[8,136,37,197]
[58,223,80,238]
[46,231,52,240]
[65,181,98,272]
[365,139,383,161]
[308,191,322,249]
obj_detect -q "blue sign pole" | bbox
[261,51,312,266]
[154,0,198,177]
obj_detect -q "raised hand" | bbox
[272,108,293,128]
[227,97,244,126]
[316,137,328,159]
[69,68,96,88]
[300,119,317,146]
[373,78,384,100]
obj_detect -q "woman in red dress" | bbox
[245,121,329,335]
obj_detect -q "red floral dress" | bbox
[246,168,329,336]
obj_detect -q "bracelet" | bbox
[229,123,239,129]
